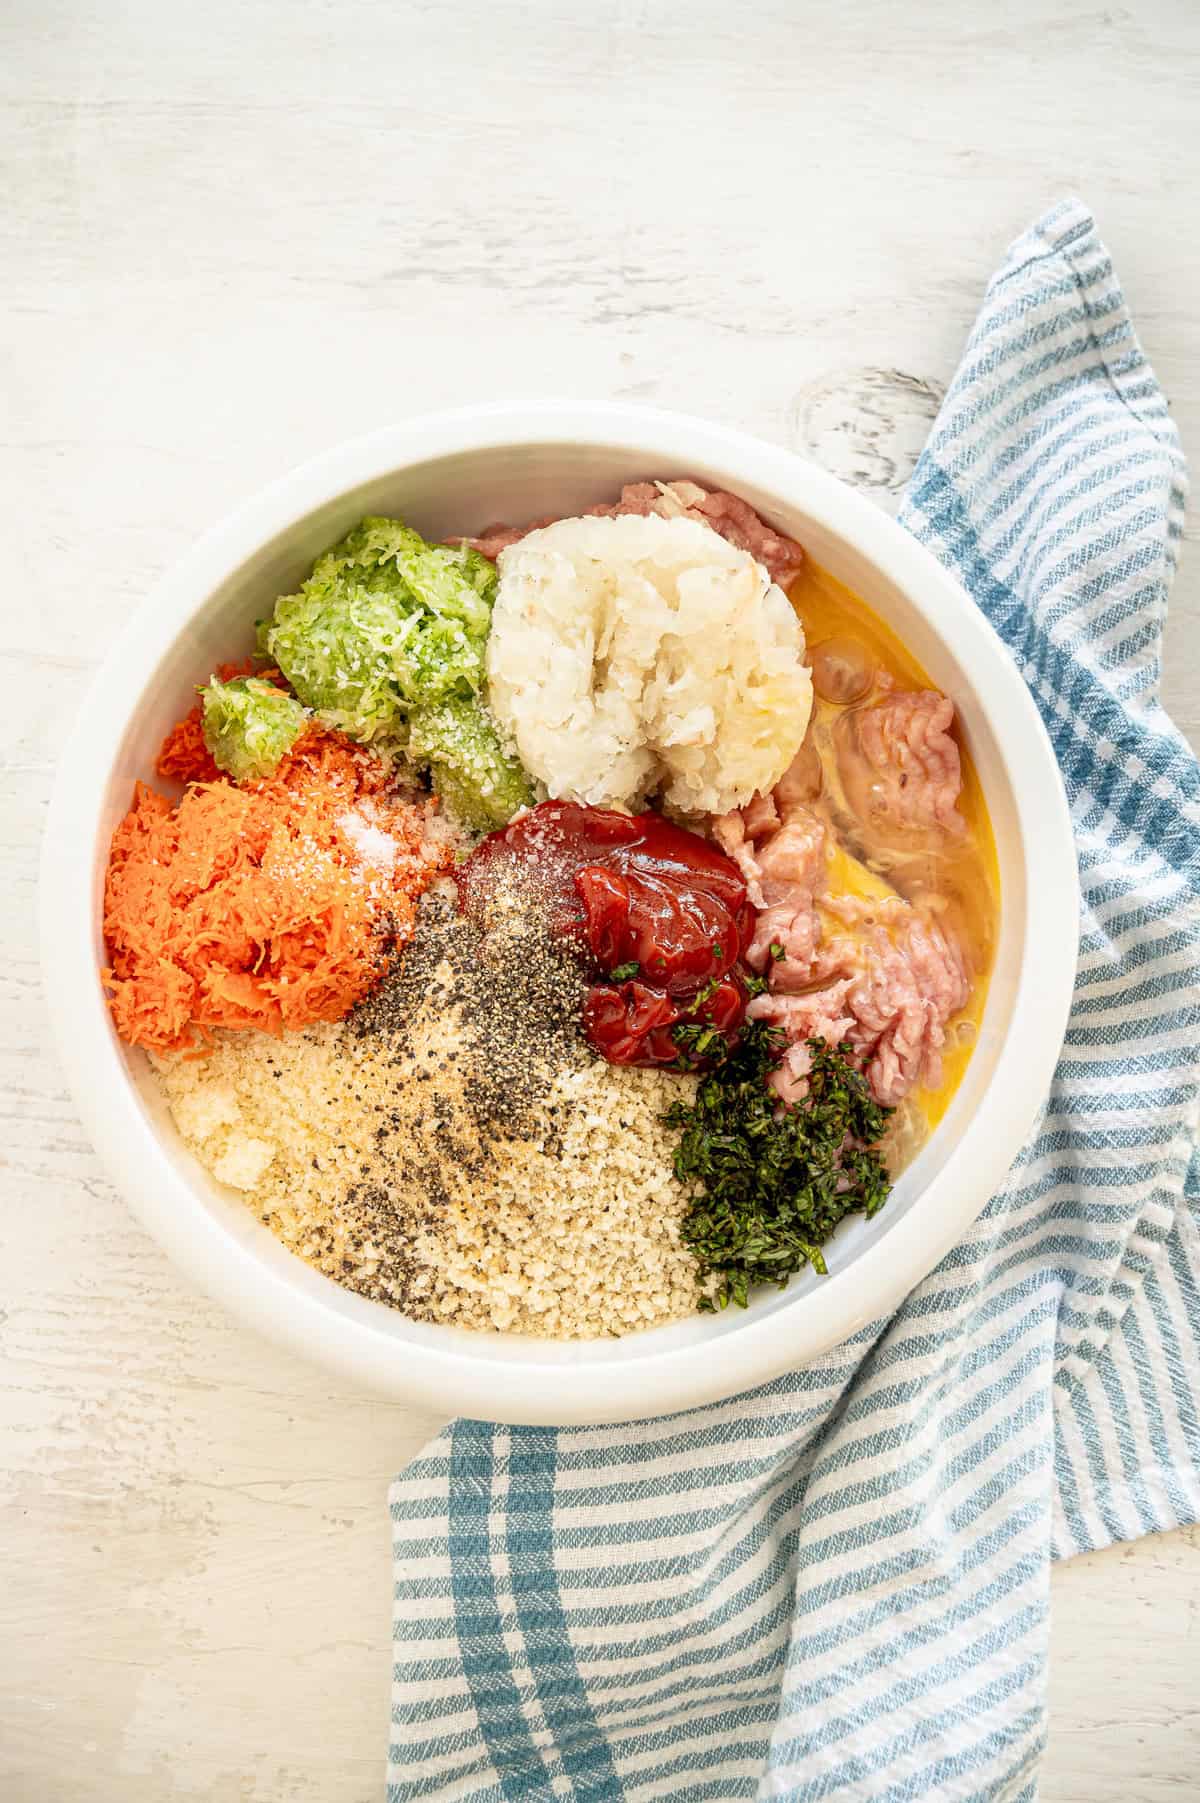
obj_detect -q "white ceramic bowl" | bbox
[41,402,1077,1425]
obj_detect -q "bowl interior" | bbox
[87,435,1027,1383]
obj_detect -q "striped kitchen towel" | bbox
[388,200,1200,1801]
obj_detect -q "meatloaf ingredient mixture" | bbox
[112,480,999,1338]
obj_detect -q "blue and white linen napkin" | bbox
[387,201,1200,1802]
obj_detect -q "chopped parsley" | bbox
[671,1019,725,1065]
[768,941,786,962]
[691,972,721,1009]
[667,970,736,1070]
[664,1026,893,1310]
[610,961,640,982]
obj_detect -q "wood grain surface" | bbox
[3,2,1198,1798]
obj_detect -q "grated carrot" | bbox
[104,725,453,1053]
[156,712,221,786]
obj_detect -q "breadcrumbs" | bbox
[154,901,711,1338]
[411,1058,709,1336]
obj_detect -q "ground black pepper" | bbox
[350,892,588,1141]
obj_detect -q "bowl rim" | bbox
[40,400,1078,1424]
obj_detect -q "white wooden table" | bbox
[4,3,1198,1797]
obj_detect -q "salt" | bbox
[336,807,398,872]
